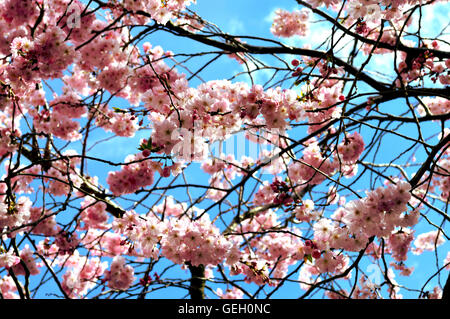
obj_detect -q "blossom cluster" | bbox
[271,8,310,38]
[161,214,237,267]
[103,256,134,291]
[0,275,18,299]
[118,0,195,25]
[62,256,107,297]
[0,196,32,230]
[412,230,445,255]
[337,132,365,164]
[331,181,415,242]
[111,211,166,259]
[106,153,158,196]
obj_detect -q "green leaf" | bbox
[305,254,313,263]
[113,107,125,113]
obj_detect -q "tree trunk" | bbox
[188,264,206,300]
[442,272,450,300]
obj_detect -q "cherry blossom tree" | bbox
[0,0,449,300]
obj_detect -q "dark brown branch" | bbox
[409,133,450,188]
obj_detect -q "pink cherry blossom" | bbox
[412,230,445,255]
[271,8,310,38]
[0,250,20,269]
[104,256,135,291]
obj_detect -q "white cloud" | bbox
[227,18,245,34]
